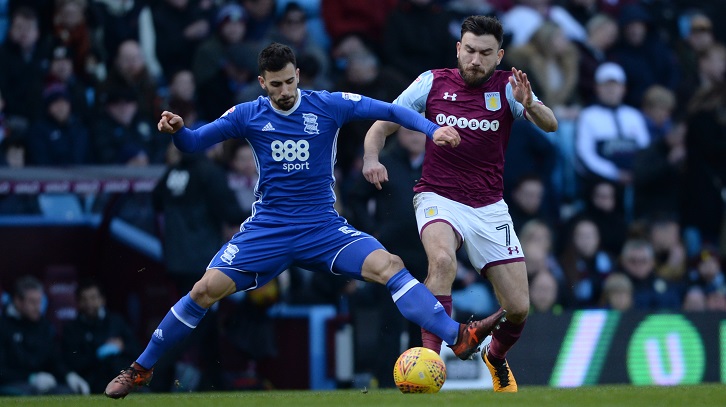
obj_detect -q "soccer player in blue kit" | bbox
[104,43,507,398]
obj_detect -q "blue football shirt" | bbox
[172,89,439,223]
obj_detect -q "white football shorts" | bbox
[413,192,525,273]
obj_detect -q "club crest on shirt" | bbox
[484,92,501,111]
[221,106,236,117]
[424,206,438,218]
[302,113,319,134]
[341,92,361,101]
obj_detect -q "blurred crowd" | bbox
[1,0,726,394]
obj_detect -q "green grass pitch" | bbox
[1,385,725,407]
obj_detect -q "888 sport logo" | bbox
[271,140,310,172]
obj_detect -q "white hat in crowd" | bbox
[595,62,627,84]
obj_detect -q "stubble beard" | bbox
[458,59,493,88]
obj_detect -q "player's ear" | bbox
[258,75,266,90]
[497,48,504,65]
[456,41,461,58]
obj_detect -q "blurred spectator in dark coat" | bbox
[0,7,52,134]
[88,0,147,66]
[681,82,726,250]
[673,11,715,108]
[50,0,98,86]
[381,0,454,80]
[62,280,141,394]
[610,3,680,107]
[241,0,276,42]
[44,44,92,127]
[97,39,160,123]
[25,83,89,166]
[92,87,163,165]
[150,0,213,81]
[619,238,684,310]
[0,276,88,395]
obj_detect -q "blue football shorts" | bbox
[207,215,384,292]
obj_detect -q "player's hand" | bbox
[433,126,460,148]
[362,157,388,190]
[158,111,185,134]
[509,67,533,108]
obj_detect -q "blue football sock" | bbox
[386,269,458,345]
[136,293,208,369]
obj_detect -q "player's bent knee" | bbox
[362,251,404,284]
[189,269,236,308]
[506,303,529,324]
[428,251,457,275]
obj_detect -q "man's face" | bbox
[77,286,104,318]
[259,63,299,111]
[456,32,503,87]
[14,289,43,322]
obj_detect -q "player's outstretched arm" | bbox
[363,120,399,190]
[158,110,227,153]
[509,67,558,133]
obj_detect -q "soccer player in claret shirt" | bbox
[104,42,506,399]
[363,16,558,392]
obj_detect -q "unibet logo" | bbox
[435,114,499,131]
[271,139,311,172]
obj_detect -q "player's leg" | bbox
[419,221,459,353]
[482,261,529,392]
[104,269,236,398]
[337,242,504,360]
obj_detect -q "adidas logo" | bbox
[434,302,443,311]
[153,329,164,341]
[262,122,275,131]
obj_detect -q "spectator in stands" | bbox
[519,218,565,286]
[0,275,89,395]
[265,2,329,81]
[226,141,258,218]
[92,87,163,165]
[240,0,276,42]
[687,247,725,305]
[193,4,259,121]
[529,269,561,313]
[25,83,90,166]
[501,0,586,48]
[561,180,628,257]
[507,174,549,234]
[575,62,650,222]
[320,0,397,53]
[45,44,92,127]
[0,6,52,134]
[50,0,96,86]
[575,14,619,106]
[682,285,706,312]
[682,81,726,251]
[558,217,615,308]
[600,272,633,311]
[674,11,714,107]
[97,39,160,123]
[163,69,206,130]
[62,280,141,394]
[610,3,679,107]
[0,88,6,144]
[506,21,580,116]
[381,0,454,80]
[619,238,683,310]
[632,87,685,220]
[648,215,688,288]
[150,0,213,81]
[88,0,148,69]
[686,42,726,110]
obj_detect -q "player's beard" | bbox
[458,59,493,88]
[274,94,296,110]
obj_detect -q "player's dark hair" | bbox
[461,15,504,48]
[258,42,297,74]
